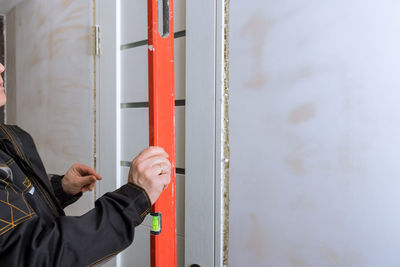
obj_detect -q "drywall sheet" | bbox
[229,0,400,266]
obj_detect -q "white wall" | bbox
[6,0,94,215]
[229,1,400,266]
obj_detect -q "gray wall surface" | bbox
[229,1,400,266]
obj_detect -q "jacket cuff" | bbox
[114,183,152,219]
[50,174,82,209]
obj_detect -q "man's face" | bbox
[0,63,5,107]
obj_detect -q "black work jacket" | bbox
[0,124,151,266]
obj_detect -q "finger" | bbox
[82,182,95,192]
[146,156,171,169]
[146,157,171,175]
[159,173,171,189]
[75,164,102,180]
[134,154,170,174]
[89,181,96,191]
[79,175,97,187]
[84,185,93,192]
[149,162,171,176]
[135,147,169,162]
[160,174,170,190]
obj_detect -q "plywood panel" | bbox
[121,37,186,103]
[12,0,94,216]
[121,0,186,45]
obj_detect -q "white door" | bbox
[95,0,186,266]
[95,0,226,266]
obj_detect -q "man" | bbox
[0,63,171,266]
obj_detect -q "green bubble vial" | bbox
[150,212,162,235]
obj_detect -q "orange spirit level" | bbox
[147,0,176,266]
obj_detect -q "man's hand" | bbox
[128,147,171,205]
[62,163,102,195]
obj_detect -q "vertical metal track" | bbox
[148,0,177,266]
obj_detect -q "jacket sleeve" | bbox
[0,182,151,267]
[49,174,82,209]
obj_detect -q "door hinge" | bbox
[93,25,101,56]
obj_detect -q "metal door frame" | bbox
[185,1,226,266]
[95,1,120,265]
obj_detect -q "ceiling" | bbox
[0,0,25,15]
